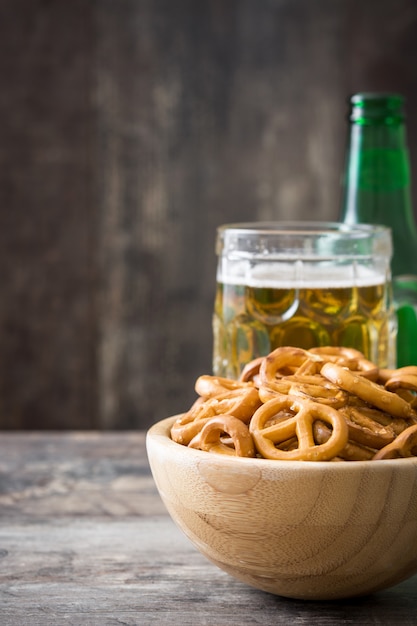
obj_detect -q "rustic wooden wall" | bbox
[1,0,416,429]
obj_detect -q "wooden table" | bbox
[1,433,416,625]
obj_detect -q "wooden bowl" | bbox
[146,415,417,600]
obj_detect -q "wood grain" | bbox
[0,432,417,624]
[148,416,417,601]
[0,1,417,429]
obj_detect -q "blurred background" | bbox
[0,0,417,430]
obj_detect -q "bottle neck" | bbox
[340,118,417,278]
[341,122,414,224]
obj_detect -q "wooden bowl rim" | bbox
[146,415,417,473]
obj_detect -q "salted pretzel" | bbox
[259,347,322,390]
[338,406,396,449]
[337,442,376,461]
[239,357,264,383]
[257,374,348,408]
[171,413,214,446]
[195,375,255,398]
[257,384,286,404]
[342,404,411,436]
[170,394,222,444]
[171,344,417,463]
[384,372,417,394]
[312,420,376,461]
[218,387,262,422]
[170,386,261,445]
[284,375,349,408]
[196,387,262,423]
[384,372,417,409]
[309,346,378,380]
[373,424,417,460]
[378,365,417,384]
[321,362,417,420]
[293,356,323,376]
[188,414,256,457]
[249,395,349,461]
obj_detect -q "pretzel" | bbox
[171,414,213,445]
[293,357,323,376]
[321,362,417,420]
[339,406,396,449]
[257,373,345,405]
[171,344,417,463]
[384,372,417,409]
[188,415,256,457]
[195,375,255,398]
[309,346,378,380]
[258,384,284,403]
[313,420,376,461]
[239,357,264,383]
[249,396,349,461]
[384,373,417,393]
[197,388,262,423]
[378,366,417,384]
[170,386,261,444]
[259,347,322,390]
[284,375,349,408]
[259,372,348,408]
[337,441,377,461]
[170,394,221,444]
[373,424,417,460]
[343,404,411,436]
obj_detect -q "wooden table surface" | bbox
[1,432,417,625]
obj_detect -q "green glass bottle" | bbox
[339,93,417,367]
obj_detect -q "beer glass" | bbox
[213,221,396,379]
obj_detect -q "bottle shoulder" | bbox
[341,212,417,275]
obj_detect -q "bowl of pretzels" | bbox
[146,346,417,601]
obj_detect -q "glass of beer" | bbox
[213,221,396,378]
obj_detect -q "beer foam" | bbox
[219,261,387,289]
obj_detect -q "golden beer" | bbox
[213,222,396,380]
[213,275,395,379]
